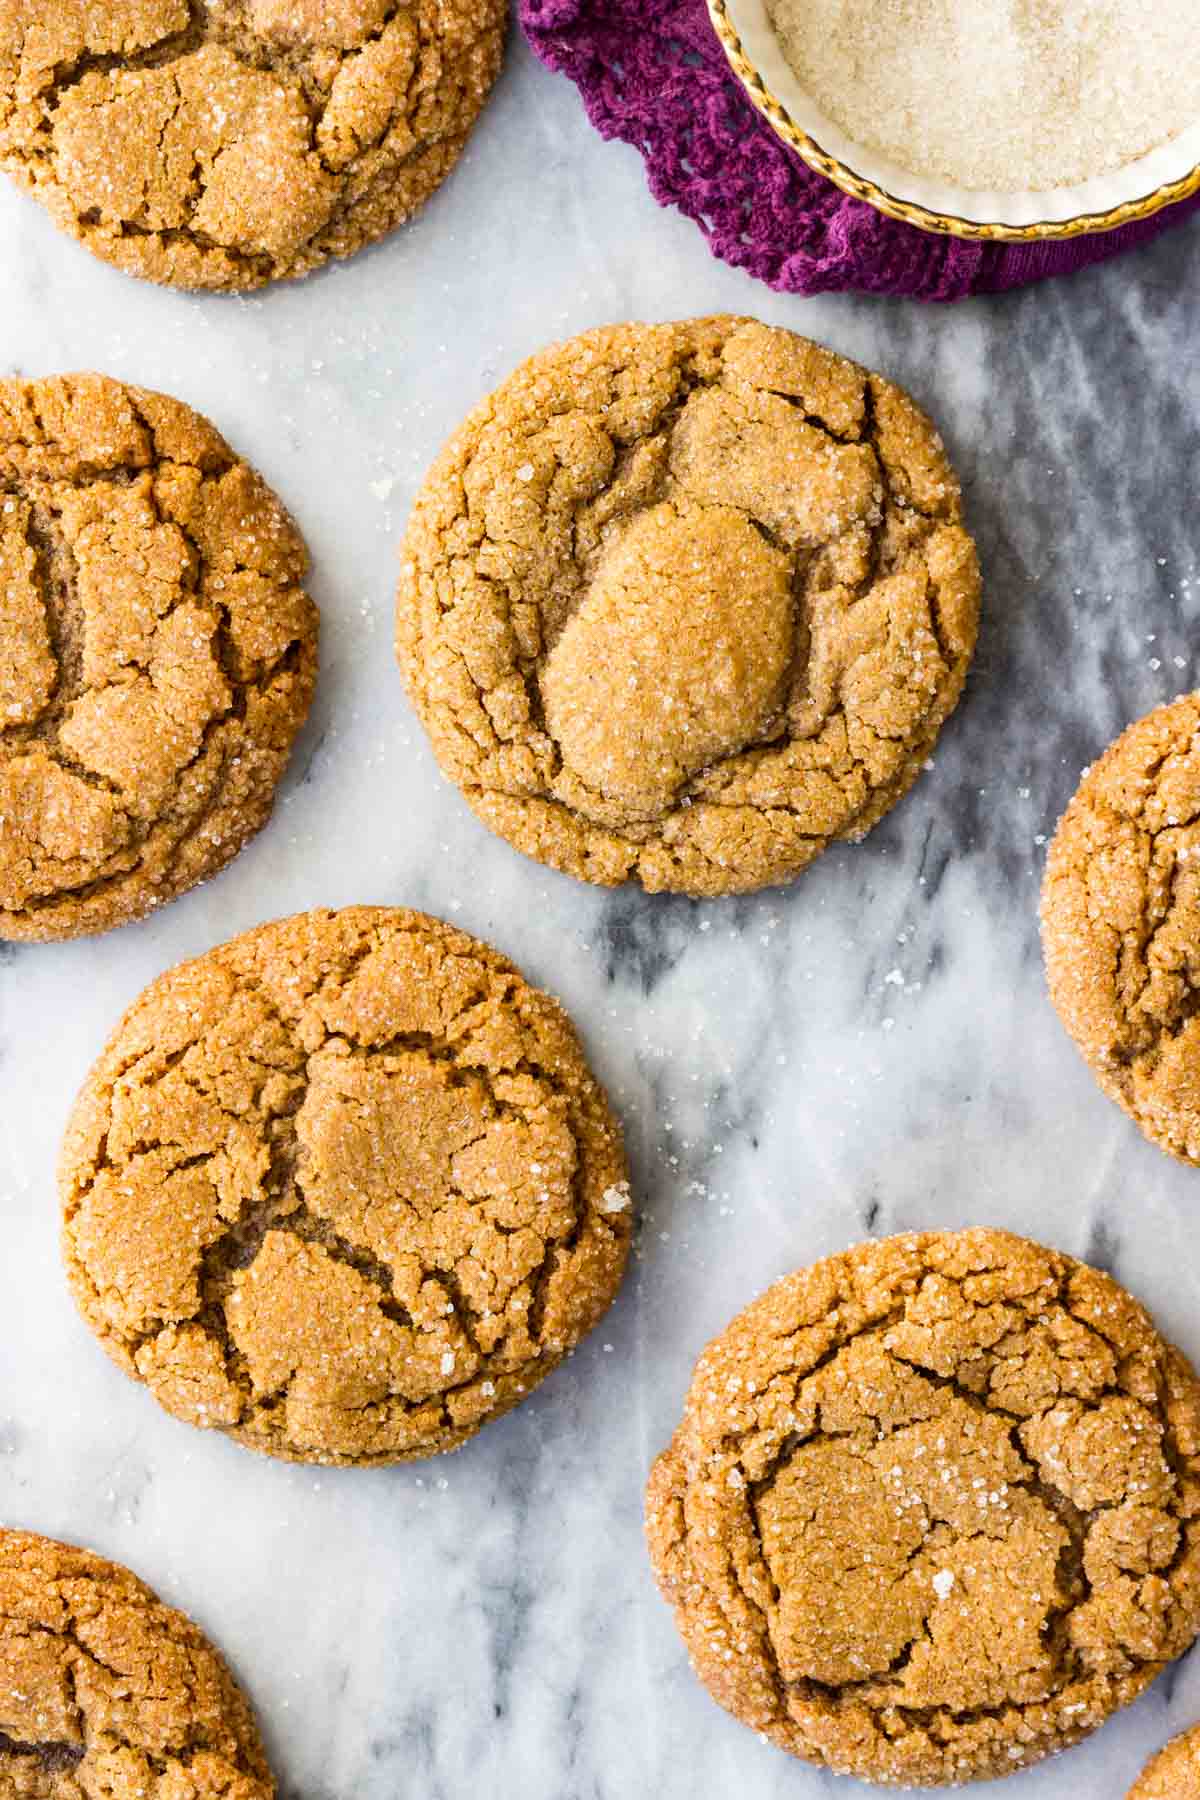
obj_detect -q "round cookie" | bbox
[1131,1725,1200,1798]
[60,906,632,1467]
[0,0,505,292]
[645,1228,1200,1788]
[0,373,317,941]
[1042,693,1200,1165]
[0,1527,272,1799]
[396,316,981,897]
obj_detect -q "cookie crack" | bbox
[756,387,862,447]
[7,633,306,920]
[12,6,211,165]
[0,1731,85,1774]
[74,211,278,276]
[9,1614,227,1774]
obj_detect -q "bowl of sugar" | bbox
[708,0,1200,240]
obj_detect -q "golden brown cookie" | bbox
[1131,1724,1200,1798]
[0,0,505,291]
[645,1228,1200,1788]
[0,1527,272,1800]
[60,906,632,1467]
[396,316,981,897]
[1042,694,1200,1165]
[0,373,318,941]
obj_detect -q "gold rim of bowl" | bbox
[707,0,1200,243]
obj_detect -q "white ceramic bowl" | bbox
[709,0,1200,241]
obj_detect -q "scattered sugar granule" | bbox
[599,1181,632,1213]
[766,0,1200,192]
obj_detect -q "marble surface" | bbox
[2,19,1200,1800]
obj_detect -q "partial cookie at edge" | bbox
[1130,1724,1200,1798]
[0,0,506,291]
[0,372,318,941]
[0,1527,273,1800]
[1042,692,1200,1165]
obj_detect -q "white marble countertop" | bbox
[2,18,1200,1800]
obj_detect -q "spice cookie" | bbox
[1131,1725,1200,1798]
[60,906,632,1466]
[396,316,980,897]
[0,1527,272,1799]
[0,0,505,292]
[1042,693,1200,1165]
[0,373,317,941]
[645,1228,1200,1788]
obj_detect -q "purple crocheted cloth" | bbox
[520,0,1200,300]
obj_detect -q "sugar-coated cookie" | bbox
[1130,1724,1200,1798]
[397,316,980,896]
[1043,693,1200,1164]
[646,1228,1200,1786]
[0,374,317,941]
[60,907,632,1465]
[0,1527,272,1799]
[0,1,505,290]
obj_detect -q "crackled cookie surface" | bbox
[396,316,981,897]
[1131,1724,1200,1798]
[0,374,316,940]
[1042,695,1200,1165]
[645,1228,1200,1787]
[0,1528,272,1800]
[60,906,631,1466]
[0,0,505,291]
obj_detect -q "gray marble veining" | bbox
[2,24,1199,1800]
